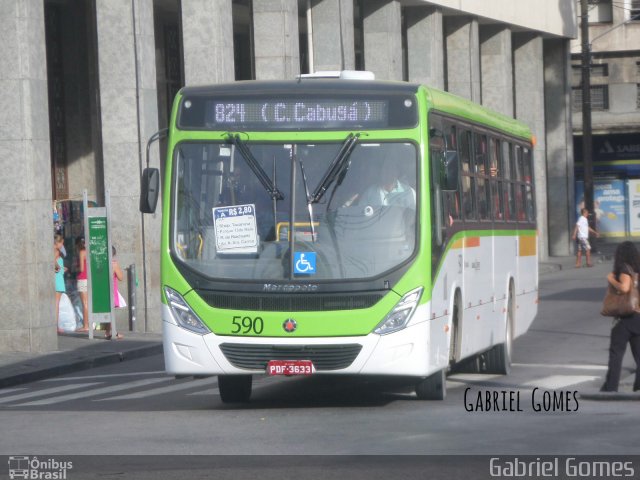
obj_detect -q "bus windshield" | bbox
[172,140,418,281]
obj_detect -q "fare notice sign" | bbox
[213,204,258,254]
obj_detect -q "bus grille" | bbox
[196,291,383,312]
[219,343,363,371]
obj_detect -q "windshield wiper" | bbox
[297,150,316,242]
[310,133,360,204]
[227,134,284,201]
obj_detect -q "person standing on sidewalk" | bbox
[572,208,599,268]
[601,241,640,392]
[54,234,67,333]
[75,236,89,333]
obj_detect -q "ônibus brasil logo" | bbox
[8,456,73,479]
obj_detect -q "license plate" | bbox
[267,360,315,376]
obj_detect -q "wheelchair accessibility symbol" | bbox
[294,252,317,275]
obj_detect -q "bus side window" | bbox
[523,146,535,221]
[459,129,475,221]
[501,141,515,221]
[444,122,461,223]
[514,145,525,221]
[474,133,490,221]
[490,137,503,221]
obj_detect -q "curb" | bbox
[579,391,640,401]
[0,343,163,389]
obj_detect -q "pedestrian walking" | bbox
[54,234,67,333]
[75,236,89,332]
[601,241,640,392]
[572,208,599,267]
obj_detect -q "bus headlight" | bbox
[164,287,210,335]
[374,287,423,335]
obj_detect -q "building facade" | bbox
[0,0,577,353]
[571,0,640,238]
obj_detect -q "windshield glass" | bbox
[173,141,418,281]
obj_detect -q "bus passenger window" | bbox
[523,147,535,221]
[474,133,490,221]
[514,145,525,221]
[459,129,475,221]
[501,141,515,221]
[490,138,503,221]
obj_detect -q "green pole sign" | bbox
[84,190,116,339]
[88,216,111,313]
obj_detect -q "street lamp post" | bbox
[580,0,594,229]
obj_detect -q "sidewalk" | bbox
[539,241,616,275]
[0,331,162,389]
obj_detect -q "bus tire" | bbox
[415,369,446,400]
[484,287,514,375]
[218,375,252,403]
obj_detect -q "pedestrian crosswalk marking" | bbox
[42,371,164,381]
[0,383,101,404]
[98,377,219,401]
[522,375,600,389]
[0,387,27,395]
[15,377,169,406]
[512,363,607,371]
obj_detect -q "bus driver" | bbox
[360,160,416,210]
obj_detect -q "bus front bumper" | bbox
[162,304,445,378]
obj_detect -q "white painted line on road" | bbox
[448,374,502,382]
[512,363,607,371]
[522,375,600,390]
[42,371,165,381]
[0,383,102,404]
[16,377,170,406]
[0,387,27,395]
[97,377,220,401]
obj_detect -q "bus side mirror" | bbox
[441,151,459,191]
[140,167,160,213]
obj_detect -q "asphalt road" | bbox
[1,260,638,477]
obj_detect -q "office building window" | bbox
[588,0,613,23]
[631,0,640,20]
[572,85,609,112]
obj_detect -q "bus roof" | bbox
[421,85,532,140]
[179,79,421,97]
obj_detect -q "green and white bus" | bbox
[140,72,538,402]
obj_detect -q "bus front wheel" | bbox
[415,369,446,400]
[218,375,252,403]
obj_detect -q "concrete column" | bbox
[480,25,513,116]
[406,6,444,89]
[254,0,300,80]
[362,0,402,81]
[181,0,234,85]
[310,0,355,71]
[444,16,480,102]
[95,0,160,332]
[544,39,574,256]
[514,33,548,261]
[0,2,55,352]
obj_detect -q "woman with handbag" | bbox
[601,241,640,392]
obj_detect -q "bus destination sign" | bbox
[208,100,387,129]
[178,94,418,131]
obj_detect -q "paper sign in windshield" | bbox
[213,204,258,253]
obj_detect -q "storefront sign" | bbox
[627,179,640,237]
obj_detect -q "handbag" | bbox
[601,270,640,317]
